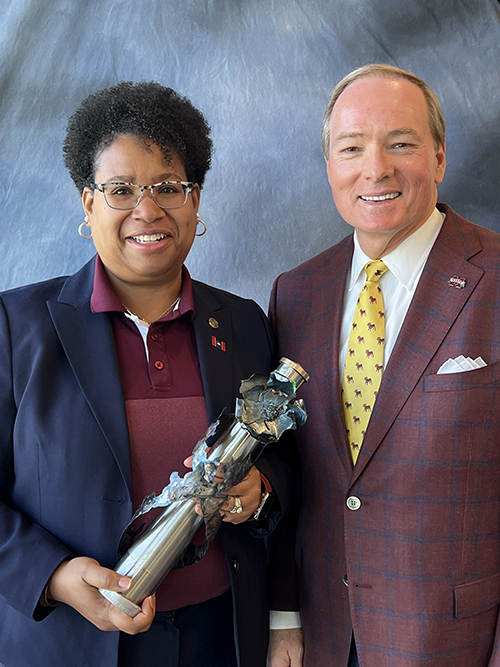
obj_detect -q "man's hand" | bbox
[47,557,155,633]
[268,628,304,667]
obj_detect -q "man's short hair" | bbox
[322,64,446,159]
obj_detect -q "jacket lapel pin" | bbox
[208,317,219,329]
[212,335,226,352]
[448,275,467,289]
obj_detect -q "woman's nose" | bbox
[133,189,165,218]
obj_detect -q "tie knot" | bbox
[364,260,388,283]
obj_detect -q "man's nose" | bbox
[362,146,394,181]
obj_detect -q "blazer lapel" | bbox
[47,259,132,495]
[191,281,235,422]
[352,210,484,482]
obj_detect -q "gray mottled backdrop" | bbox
[1,0,499,308]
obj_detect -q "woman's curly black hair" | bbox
[63,81,212,193]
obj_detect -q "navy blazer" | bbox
[0,257,295,667]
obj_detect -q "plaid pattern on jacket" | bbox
[269,204,500,667]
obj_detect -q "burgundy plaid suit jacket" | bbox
[269,204,500,667]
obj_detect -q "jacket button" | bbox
[343,574,349,587]
[346,496,361,510]
[232,558,240,574]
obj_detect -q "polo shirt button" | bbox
[232,558,240,574]
[151,333,160,341]
[154,361,164,370]
[343,574,349,587]
[346,496,361,510]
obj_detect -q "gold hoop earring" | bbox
[195,214,207,237]
[78,217,92,239]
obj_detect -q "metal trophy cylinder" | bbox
[99,500,204,616]
[100,357,309,617]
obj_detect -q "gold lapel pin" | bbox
[209,317,219,329]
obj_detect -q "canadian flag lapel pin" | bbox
[212,335,226,352]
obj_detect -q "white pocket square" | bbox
[437,355,487,375]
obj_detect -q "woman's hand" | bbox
[219,465,263,524]
[183,457,263,524]
[46,556,155,633]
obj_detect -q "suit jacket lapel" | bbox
[47,258,132,495]
[352,208,484,482]
[192,281,235,422]
[310,236,354,478]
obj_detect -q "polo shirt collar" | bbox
[90,255,195,320]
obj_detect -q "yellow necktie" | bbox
[342,260,388,463]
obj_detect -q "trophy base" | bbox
[99,588,141,618]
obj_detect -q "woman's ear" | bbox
[191,183,201,214]
[82,187,94,220]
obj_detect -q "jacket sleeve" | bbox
[0,297,73,620]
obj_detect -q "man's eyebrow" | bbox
[333,131,366,143]
[385,127,423,141]
[333,127,424,144]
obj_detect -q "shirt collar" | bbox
[349,207,445,292]
[90,256,195,321]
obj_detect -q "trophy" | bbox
[100,357,309,617]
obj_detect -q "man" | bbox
[268,64,500,667]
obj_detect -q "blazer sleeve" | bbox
[194,281,301,540]
[0,297,73,619]
[222,291,301,611]
[241,296,301,539]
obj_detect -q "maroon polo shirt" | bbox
[91,256,230,611]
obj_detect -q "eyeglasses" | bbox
[90,181,194,210]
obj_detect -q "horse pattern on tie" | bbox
[342,260,388,462]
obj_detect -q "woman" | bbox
[0,82,295,667]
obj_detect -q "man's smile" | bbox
[359,192,401,202]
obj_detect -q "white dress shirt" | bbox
[340,207,445,373]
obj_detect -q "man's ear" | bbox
[434,141,446,185]
[326,156,335,190]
